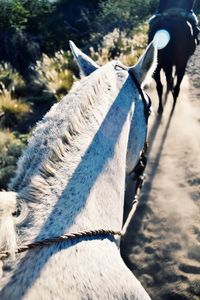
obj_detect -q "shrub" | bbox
[36,50,74,100]
[0,130,27,189]
[90,23,148,66]
[0,62,24,90]
[0,84,31,126]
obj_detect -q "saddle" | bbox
[156,8,190,19]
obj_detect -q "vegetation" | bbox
[36,50,74,100]
[0,130,27,188]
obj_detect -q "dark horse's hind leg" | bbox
[173,64,186,109]
[154,66,163,115]
[165,65,173,100]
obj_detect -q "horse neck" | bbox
[17,74,135,243]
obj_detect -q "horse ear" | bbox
[69,41,99,76]
[129,39,157,84]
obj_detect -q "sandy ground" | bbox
[121,46,200,300]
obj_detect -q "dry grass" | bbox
[36,50,74,100]
[0,130,26,189]
[90,23,148,66]
[0,85,30,119]
[0,63,24,90]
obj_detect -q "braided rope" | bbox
[0,229,121,259]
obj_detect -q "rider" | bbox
[149,0,200,45]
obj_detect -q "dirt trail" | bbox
[121,46,200,299]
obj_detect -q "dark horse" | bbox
[148,0,197,114]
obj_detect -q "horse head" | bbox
[70,40,157,174]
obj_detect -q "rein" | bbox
[0,229,121,259]
[122,70,150,234]
[0,68,149,260]
[128,70,151,123]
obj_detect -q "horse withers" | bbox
[0,40,157,300]
[149,9,197,114]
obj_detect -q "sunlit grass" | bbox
[0,86,31,119]
[36,50,74,100]
[89,23,148,66]
[0,63,25,90]
[0,130,27,189]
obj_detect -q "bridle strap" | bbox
[114,64,151,123]
[128,70,151,123]
[121,71,150,233]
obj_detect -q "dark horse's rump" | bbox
[149,17,195,63]
[149,16,196,114]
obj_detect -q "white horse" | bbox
[0,40,157,300]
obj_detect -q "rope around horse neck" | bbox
[0,150,147,260]
[0,229,121,259]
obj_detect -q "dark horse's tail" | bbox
[148,16,196,114]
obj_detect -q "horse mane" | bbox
[0,63,120,259]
